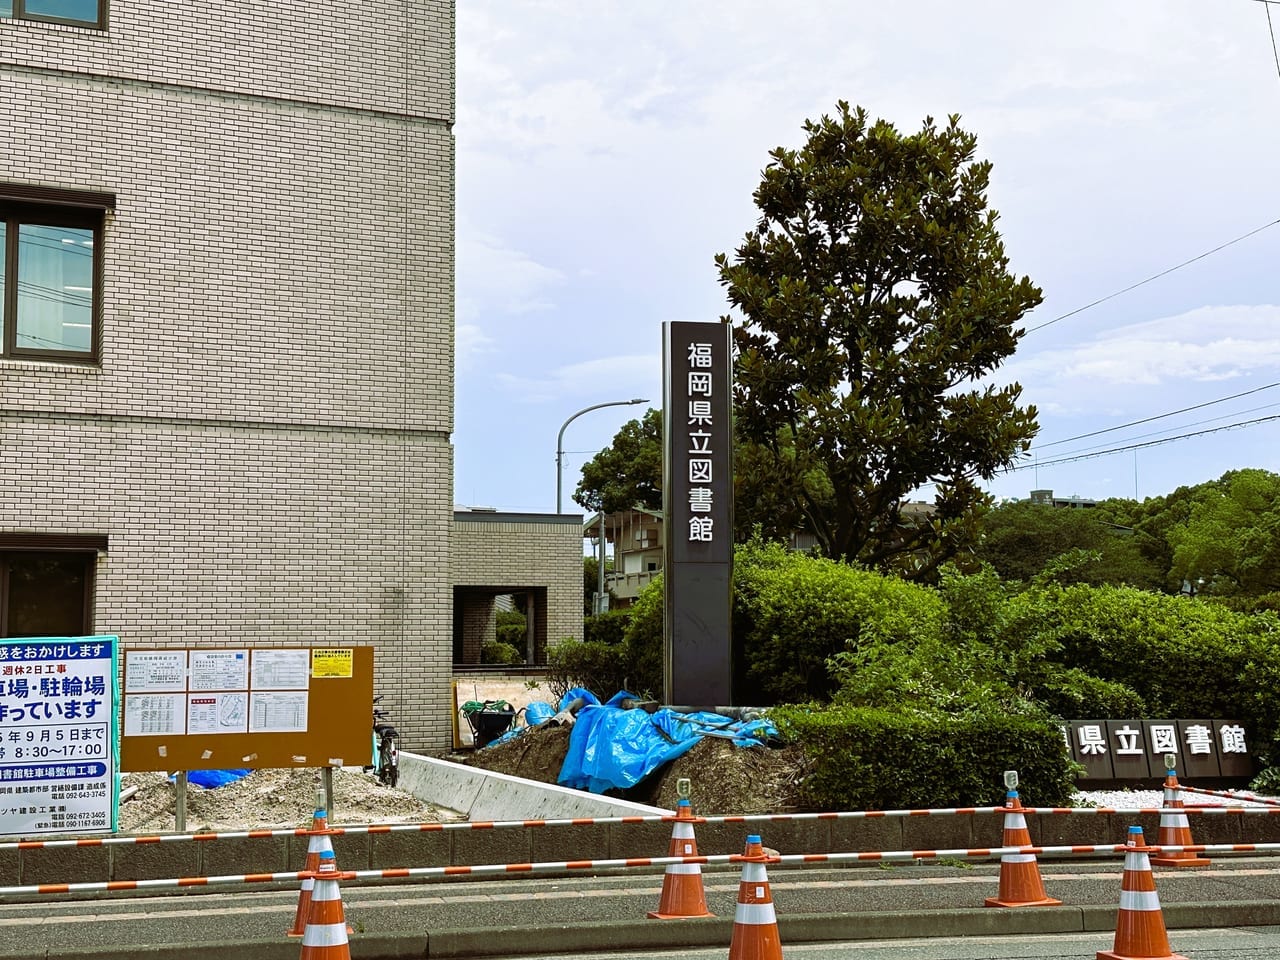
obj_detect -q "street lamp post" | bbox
[556,398,647,617]
[555,398,647,514]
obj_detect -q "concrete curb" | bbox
[422,901,1280,958]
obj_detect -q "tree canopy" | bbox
[573,408,662,515]
[718,102,1041,578]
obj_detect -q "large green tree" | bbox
[973,499,1164,589]
[1169,468,1280,596]
[574,408,810,542]
[717,102,1041,578]
[573,408,663,514]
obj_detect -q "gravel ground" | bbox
[1074,787,1271,807]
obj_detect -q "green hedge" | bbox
[1048,584,1259,720]
[770,703,1077,809]
[481,641,523,666]
[734,540,946,703]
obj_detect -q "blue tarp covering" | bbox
[557,690,777,794]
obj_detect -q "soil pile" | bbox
[118,767,457,833]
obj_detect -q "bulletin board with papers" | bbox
[119,646,373,772]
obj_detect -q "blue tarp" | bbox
[557,690,777,794]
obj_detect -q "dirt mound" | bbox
[118,767,457,833]
[458,722,808,815]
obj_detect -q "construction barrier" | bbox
[1180,783,1280,808]
[8,799,1280,853]
[9,839,1280,898]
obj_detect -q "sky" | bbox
[453,1,1280,515]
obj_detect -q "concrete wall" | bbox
[1,3,457,749]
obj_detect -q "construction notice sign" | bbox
[120,646,372,773]
[0,636,119,837]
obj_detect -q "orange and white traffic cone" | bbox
[300,849,356,960]
[648,798,713,919]
[728,834,783,960]
[1150,769,1210,868]
[289,796,338,937]
[984,790,1061,908]
[1097,826,1187,960]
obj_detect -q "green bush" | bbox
[620,576,663,698]
[584,608,633,646]
[480,641,523,666]
[734,540,946,703]
[544,640,629,703]
[770,703,1077,810]
[1049,584,1256,719]
[495,609,527,648]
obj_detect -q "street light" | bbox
[555,398,648,514]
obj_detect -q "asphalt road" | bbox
[494,926,1280,959]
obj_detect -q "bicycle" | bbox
[367,695,400,788]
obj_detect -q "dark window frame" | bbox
[1,195,108,364]
[0,548,98,639]
[4,0,106,29]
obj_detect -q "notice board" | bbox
[119,646,373,772]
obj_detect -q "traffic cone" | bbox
[300,849,356,960]
[984,790,1061,908]
[648,798,713,919]
[1150,769,1210,868]
[1097,827,1187,960]
[728,834,783,960]
[288,798,337,937]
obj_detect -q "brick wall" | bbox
[1,3,457,749]
[450,514,586,655]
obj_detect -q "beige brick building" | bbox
[0,2,479,749]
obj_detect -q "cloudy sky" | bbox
[453,1,1280,514]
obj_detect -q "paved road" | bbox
[493,926,1280,959]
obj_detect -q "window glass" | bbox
[22,0,98,24]
[0,2,13,18]
[16,223,94,354]
[4,553,89,638]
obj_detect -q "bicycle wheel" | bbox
[378,731,399,788]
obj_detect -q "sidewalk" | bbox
[6,856,1280,959]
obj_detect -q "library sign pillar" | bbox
[662,321,733,707]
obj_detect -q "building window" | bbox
[0,552,93,638]
[0,0,104,29]
[1,189,111,363]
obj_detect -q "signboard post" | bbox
[0,635,119,837]
[662,321,733,707]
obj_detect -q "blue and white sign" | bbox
[0,636,119,837]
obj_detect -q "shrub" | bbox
[583,608,633,646]
[544,640,629,703]
[495,609,526,648]
[621,576,663,698]
[734,540,946,703]
[770,703,1076,810]
[480,641,523,666]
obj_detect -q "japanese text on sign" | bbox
[687,342,715,543]
[0,637,118,837]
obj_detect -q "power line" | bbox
[1266,1,1280,84]
[1008,413,1280,472]
[1023,216,1280,334]
[1034,379,1280,449]
[1046,399,1280,459]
